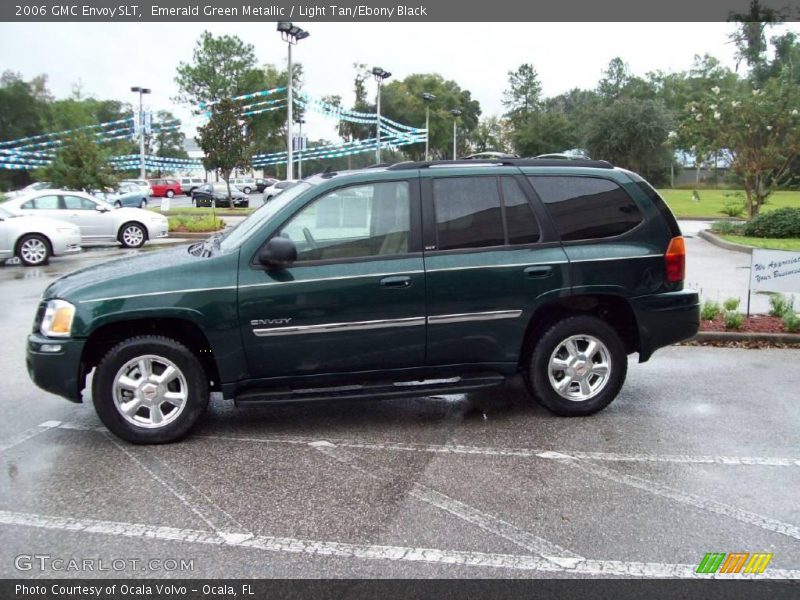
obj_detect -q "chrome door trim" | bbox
[427,309,523,325]
[252,316,426,337]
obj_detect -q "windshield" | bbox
[219,182,313,252]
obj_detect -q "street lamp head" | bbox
[131,86,151,94]
[130,86,141,92]
[277,21,292,33]
[278,21,309,43]
[372,67,391,83]
[382,71,392,80]
[422,92,436,102]
[372,66,384,76]
[450,109,462,117]
[295,30,310,40]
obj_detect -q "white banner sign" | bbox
[750,248,800,293]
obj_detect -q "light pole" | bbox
[277,21,309,181]
[296,117,305,179]
[421,92,435,161]
[450,109,461,160]
[372,67,391,164]
[130,86,150,180]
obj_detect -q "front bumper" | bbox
[630,289,700,362]
[146,222,169,239]
[26,334,85,402]
[52,234,82,256]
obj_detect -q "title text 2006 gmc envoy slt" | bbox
[27,159,700,443]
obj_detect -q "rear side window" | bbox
[433,177,504,250]
[501,177,540,245]
[528,176,642,241]
[22,195,59,210]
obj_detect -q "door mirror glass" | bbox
[258,236,297,268]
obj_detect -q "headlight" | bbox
[40,299,75,338]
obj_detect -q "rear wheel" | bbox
[114,200,122,208]
[139,198,147,209]
[166,190,175,198]
[119,222,146,248]
[92,336,209,444]
[525,315,626,416]
[17,234,50,267]
[243,186,251,194]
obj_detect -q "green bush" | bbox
[167,214,224,233]
[701,300,722,320]
[710,220,745,235]
[768,294,795,317]
[743,207,800,239]
[783,312,800,333]
[721,192,746,218]
[723,310,744,330]
[723,297,741,311]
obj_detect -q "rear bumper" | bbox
[630,289,700,362]
[26,334,85,402]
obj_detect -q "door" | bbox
[0,216,10,259]
[238,178,426,380]
[16,193,62,221]
[421,171,570,366]
[61,195,116,241]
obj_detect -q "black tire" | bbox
[525,315,627,416]
[243,186,251,194]
[139,199,147,209]
[16,233,51,267]
[265,195,273,202]
[92,336,209,444]
[166,189,175,198]
[114,200,122,208]
[118,222,146,248]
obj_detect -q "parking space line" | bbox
[309,440,584,565]
[104,433,252,539]
[0,421,61,453]
[192,432,800,467]
[547,453,800,541]
[0,509,798,579]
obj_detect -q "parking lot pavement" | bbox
[1,254,799,579]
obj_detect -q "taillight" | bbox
[665,236,685,283]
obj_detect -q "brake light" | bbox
[665,236,685,283]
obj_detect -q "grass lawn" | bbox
[715,234,800,251]
[657,189,800,219]
[168,214,225,233]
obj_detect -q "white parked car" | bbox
[0,204,81,266]
[263,180,298,201]
[4,190,169,248]
[231,177,257,194]
[120,179,153,197]
[6,182,51,199]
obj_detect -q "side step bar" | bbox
[234,373,506,406]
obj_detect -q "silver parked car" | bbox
[179,177,206,196]
[120,179,153,197]
[0,204,81,266]
[4,190,169,248]
[231,177,257,194]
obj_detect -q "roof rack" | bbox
[386,158,614,170]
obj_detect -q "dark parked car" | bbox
[192,183,249,208]
[256,177,278,193]
[27,158,699,443]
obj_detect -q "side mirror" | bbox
[258,236,297,268]
[95,205,109,213]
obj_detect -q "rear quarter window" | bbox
[528,175,643,241]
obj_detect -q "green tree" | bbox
[196,99,252,198]
[586,99,674,184]
[728,0,785,84]
[597,57,634,102]
[511,111,578,157]
[470,115,511,153]
[502,64,542,120]
[37,131,118,191]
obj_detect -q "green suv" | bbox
[26,159,699,443]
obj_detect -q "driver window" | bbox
[63,195,96,210]
[279,181,410,262]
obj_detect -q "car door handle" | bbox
[380,275,412,288]
[523,265,553,279]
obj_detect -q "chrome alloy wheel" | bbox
[112,355,188,428]
[547,334,611,402]
[19,237,48,265]
[121,225,144,247]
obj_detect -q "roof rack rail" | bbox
[386,158,614,170]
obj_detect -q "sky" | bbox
[1,21,799,142]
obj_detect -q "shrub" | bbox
[723,310,744,330]
[167,214,224,233]
[701,300,722,320]
[783,312,800,334]
[721,192,746,218]
[743,207,800,239]
[710,221,745,235]
[723,297,741,311]
[783,312,800,333]
[768,293,795,317]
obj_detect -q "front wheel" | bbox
[17,234,51,266]
[243,186,251,194]
[114,201,122,208]
[119,222,146,248]
[166,190,175,198]
[92,336,209,444]
[526,315,626,416]
[140,199,147,209]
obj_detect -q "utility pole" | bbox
[130,86,150,180]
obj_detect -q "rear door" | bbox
[421,168,570,366]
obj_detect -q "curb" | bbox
[697,230,753,254]
[690,331,800,345]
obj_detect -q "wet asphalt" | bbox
[0,248,798,579]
